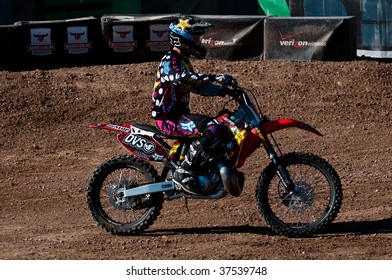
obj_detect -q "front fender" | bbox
[261,119,323,136]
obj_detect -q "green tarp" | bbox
[257,0,290,16]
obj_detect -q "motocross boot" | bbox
[174,125,230,194]
[172,160,198,194]
[173,140,209,194]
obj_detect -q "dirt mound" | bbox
[1,59,391,259]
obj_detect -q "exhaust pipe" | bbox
[218,162,243,197]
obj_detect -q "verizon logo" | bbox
[279,39,326,48]
[201,38,238,47]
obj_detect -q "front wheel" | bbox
[256,152,343,237]
[87,155,163,235]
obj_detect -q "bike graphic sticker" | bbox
[122,134,156,154]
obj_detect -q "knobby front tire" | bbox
[256,152,343,237]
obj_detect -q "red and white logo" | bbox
[278,29,326,48]
[146,24,169,52]
[110,25,137,52]
[28,28,55,56]
[64,26,92,54]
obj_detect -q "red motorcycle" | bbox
[87,85,343,237]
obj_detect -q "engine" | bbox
[197,167,222,194]
[197,162,244,197]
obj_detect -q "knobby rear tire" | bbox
[256,152,343,237]
[87,155,163,235]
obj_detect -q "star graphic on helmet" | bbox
[177,19,192,31]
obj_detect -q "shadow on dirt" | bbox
[146,225,271,236]
[146,218,392,237]
[321,218,392,235]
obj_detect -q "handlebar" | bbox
[222,84,264,129]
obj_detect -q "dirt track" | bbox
[1,59,391,260]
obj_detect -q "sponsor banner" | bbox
[264,17,357,61]
[101,14,176,62]
[110,25,136,52]
[197,15,265,60]
[28,27,55,56]
[15,20,62,66]
[13,17,102,68]
[62,17,103,65]
[65,26,92,54]
[1,14,360,68]
[147,24,170,52]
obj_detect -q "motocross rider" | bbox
[151,15,237,195]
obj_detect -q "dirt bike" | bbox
[87,84,343,237]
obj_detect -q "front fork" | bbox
[256,129,296,193]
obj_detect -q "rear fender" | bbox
[261,119,323,136]
[90,123,170,162]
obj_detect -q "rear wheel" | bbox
[87,155,163,235]
[256,152,342,237]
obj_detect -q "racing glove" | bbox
[215,74,238,87]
